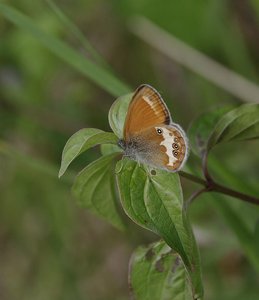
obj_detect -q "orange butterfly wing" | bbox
[124,84,171,141]
[122,84,188,172]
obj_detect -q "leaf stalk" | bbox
[179,171,259,206]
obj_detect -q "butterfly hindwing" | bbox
[155,124,187,172]
[125,124,187,172]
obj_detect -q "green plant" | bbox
[59,92,259,300]
[2,2,259,299]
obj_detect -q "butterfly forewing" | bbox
[124,85,171,141]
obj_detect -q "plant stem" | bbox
[212,182,259,205]
[185,187,208,209]
[179,171,259,206]
[202,151,213,183]
[179,171,207,185]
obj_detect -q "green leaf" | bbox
[0,4,130,98]
[72,153,124,230]
[59,128,118,177]
[188,106,233,157]
[130,240,193,300]
[100,144,122,156]
[188,105,259,272]
[208,104,259,150]
[116,159,203,299]
[108,93,133,138]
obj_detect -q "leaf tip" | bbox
[58,168,64,178]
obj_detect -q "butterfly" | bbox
[118,84,188,172]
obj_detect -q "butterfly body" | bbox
[119,84,188,172]
[119,126,163,164]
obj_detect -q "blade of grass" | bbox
[45,0,109,69]
[129,16,259,103]
[0,4,130,98]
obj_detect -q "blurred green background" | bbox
[1,0,259,299]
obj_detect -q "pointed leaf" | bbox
[188,106,232,157]
[116,159,203,299]
[130,240,193,300]
[59,128,118,177]
[108,93,133,138]
[73,153,124,230]
[208,104,259,150]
